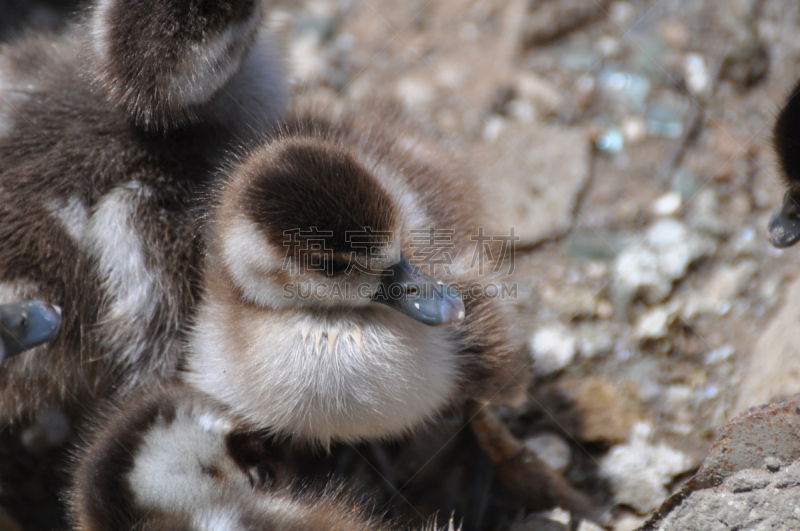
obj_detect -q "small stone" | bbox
[601,423,693,513]
[614,515,647,531]
[482,115,507,142]
[704,345,735,365]
[647,105,683,139]
[635,301,681,340]
[683,53,711,96]
[600,69,651,110]
[609,1,635,26]
[660,20,690,49]
[539,507,571,526]
[561,377,636,444]
[516,73,562,115]
[596,127,624,153]
[289,32,326,85]
[725,470,771,493]
[652,191,682,217]
[731,227,761,257]
[765,456,781,472]
[597,302,615,321]
[612,219,714,312]
[622,116,647,143]
[395,77,436,110]
[577,323,615,358]
[577,520,605,531]
[540,285,597,320]
[523,433,572,473]
[531,326,577,375]
[681,261,757,319]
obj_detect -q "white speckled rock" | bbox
[600,422,693,513]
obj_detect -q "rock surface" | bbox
[735,277,800,414]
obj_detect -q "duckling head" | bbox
[88,0,286,131]
[190,135,468,445]
[213,136,465,326]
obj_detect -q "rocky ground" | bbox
[3,0,800,530]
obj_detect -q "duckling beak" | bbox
[372,255,466,327]
[769,190,800,248]
[0,300,62,364]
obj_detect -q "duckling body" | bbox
[0,0,287,419]
[70,382,454,531]
[187,104,528,446]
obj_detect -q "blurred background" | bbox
[2,0,800,530]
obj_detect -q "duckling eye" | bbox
[322,257,349,276]
[247,464,274,490]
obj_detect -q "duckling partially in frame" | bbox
[0,0,287,419]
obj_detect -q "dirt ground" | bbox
[2,0,800,530]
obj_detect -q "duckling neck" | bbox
[186,293,462,445]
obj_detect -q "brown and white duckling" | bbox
[187,104,528,446]
[769,77,800,248]
[70,382,457,531]
[0,0,287,418]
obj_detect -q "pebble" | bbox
[516,73,563,115]
[576,323,615,358]
[600,422,693,513]
[652,191,682,217]
[560,377,636,444]
[523,433,572,473]
[531,326,577,375]
[765,456,781,472]
[613,219,714,313]
[704,345,735,365]
[621,116,647,143]
[614,516,647,531]
[683,52,711,96]
[635,301,681,340]
[540,285,597,321]
[596,127,624,153]
[647,105,683,139]
[576,520,605,531]
[681,261,757,319]
[600,69,651,110]
[395,77,437,110]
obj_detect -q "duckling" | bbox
[0,0,287,418]
[187,103,529,446]
[769,78,800,248]
[0,300,62,363]
[70,382,457,531]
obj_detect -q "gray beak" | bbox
[769,190,800,248]
[0,300,62,364]
[372,254,466,327]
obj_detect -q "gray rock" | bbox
[524,433,572,473]
[480,124,591,248]
[735,277,800,413]
[653,461,800,531]
[612,219,714,315]
[600,423,693,514]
